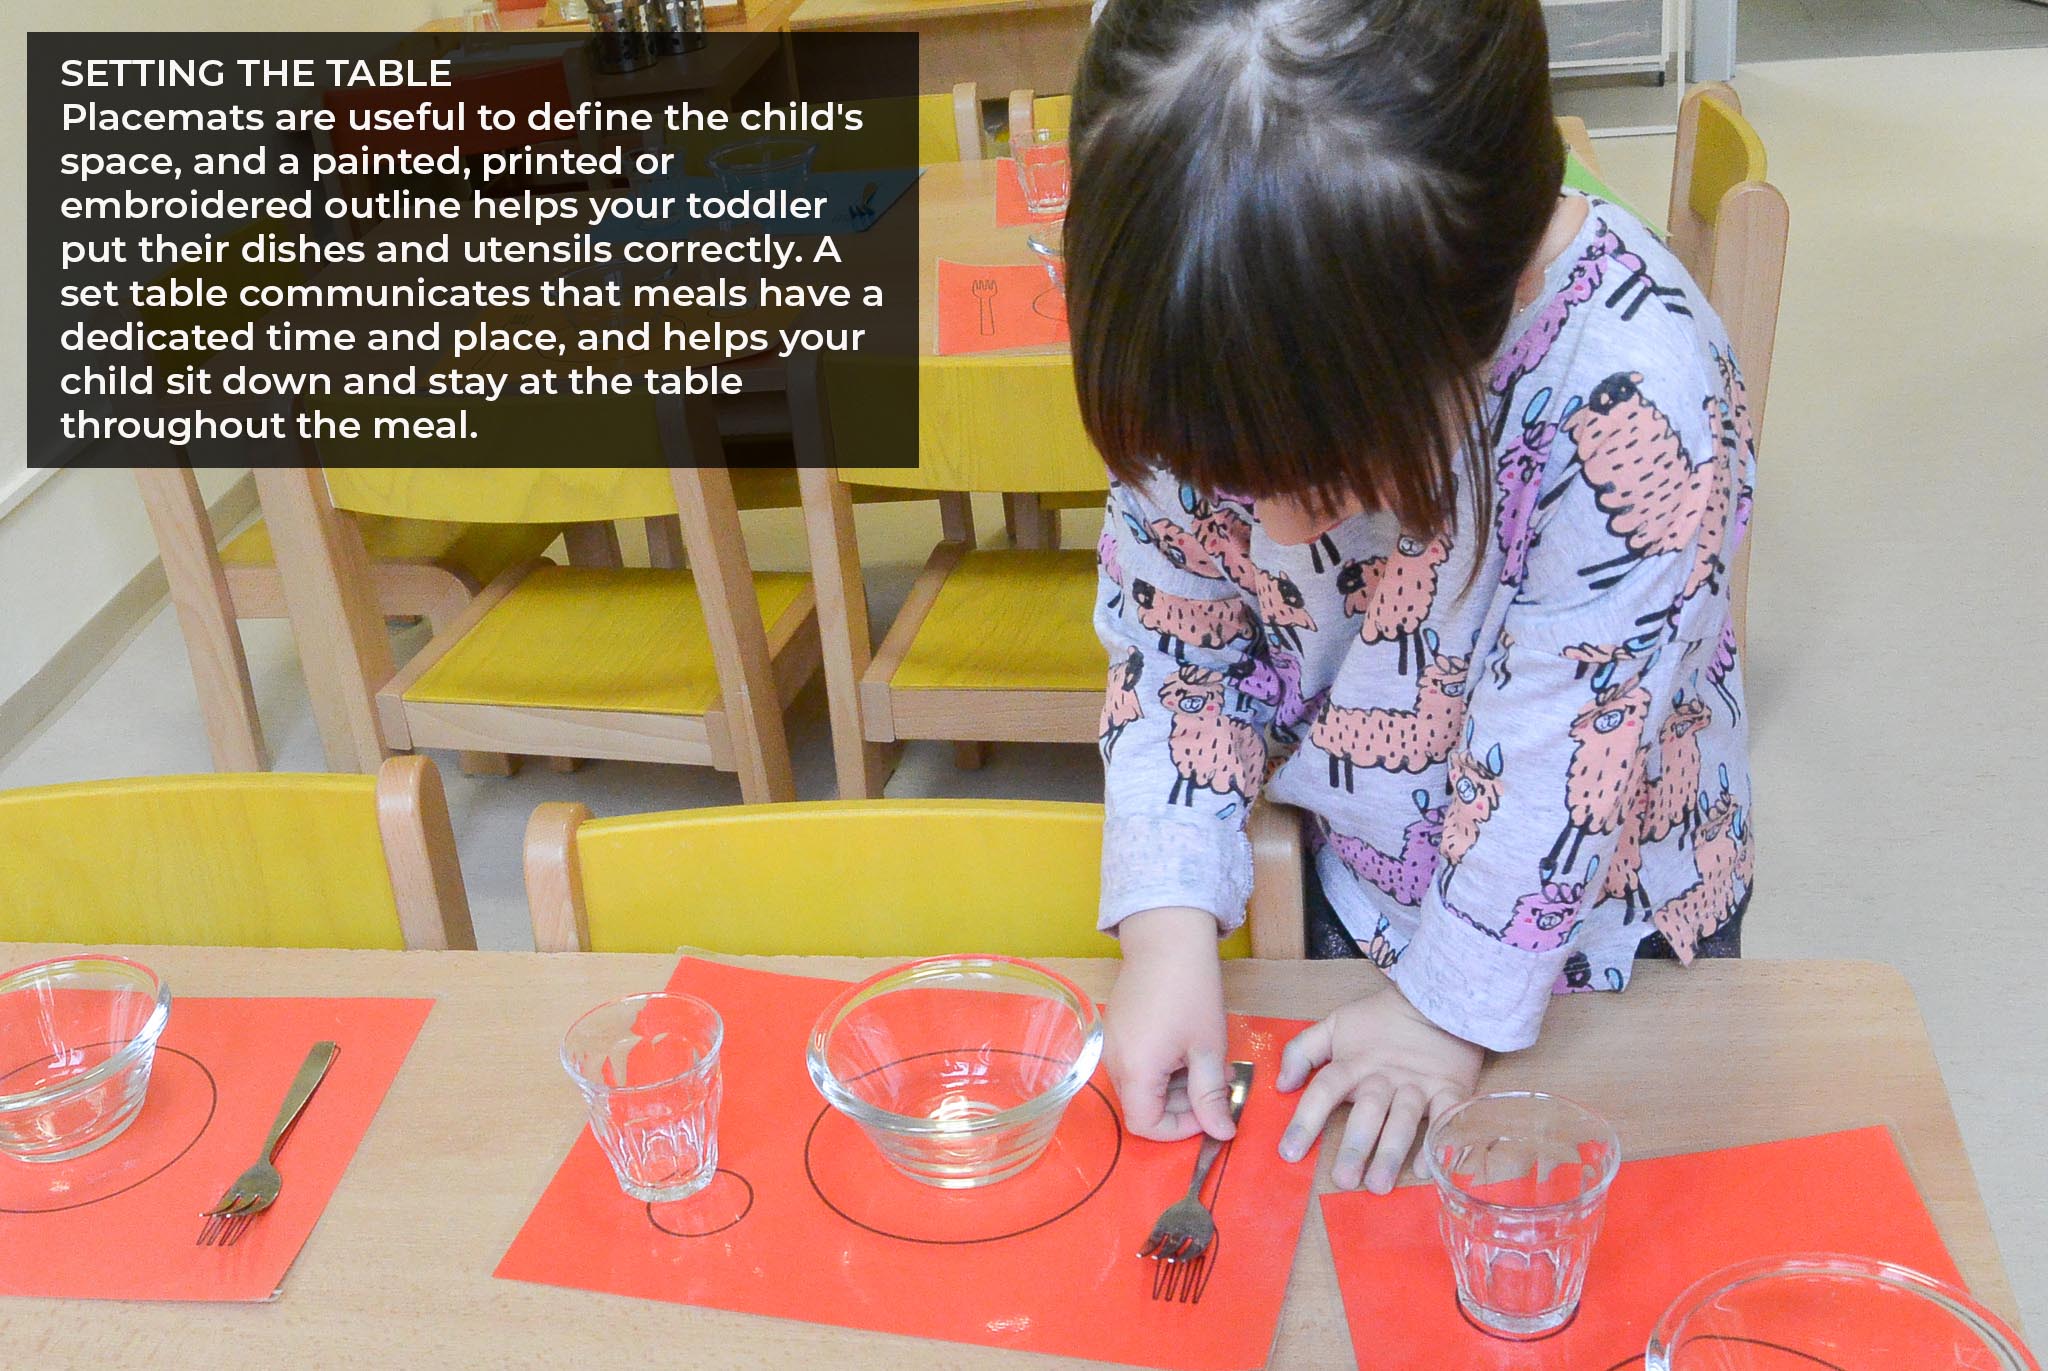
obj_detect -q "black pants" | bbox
[1302,853,1747,961]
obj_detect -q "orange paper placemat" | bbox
[0,995,431,1302]
[1322,1126,1963,1370]
[496,958,1319,1371]
[994,157,1066,227]
[935,261,1068,356]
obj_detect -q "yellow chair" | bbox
[1666,83,1788,653]
[525,797,1305,957]
[0,756,473,950]
[132,220,563,773]
[793,353,1112,799]
[255,411,820,802]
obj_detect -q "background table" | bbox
[0,946,2019,1366]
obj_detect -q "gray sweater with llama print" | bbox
[1094,194,1755,1052]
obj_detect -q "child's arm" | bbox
[1092,477,1272,1140]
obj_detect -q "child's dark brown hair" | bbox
[1065,0,1563,536]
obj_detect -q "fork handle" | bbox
[1184,1132,1226,1201]
[262,1041,339,1162]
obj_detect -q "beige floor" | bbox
[5,47,2046,1334]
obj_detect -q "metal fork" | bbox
[197,1041,339,1247]
[1139,1061,1253,1265]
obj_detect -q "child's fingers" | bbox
[1278,1056,1359,1163]
[1115,1053,1202,1142]
[1184,1048,1238,1141]
[1276,1018,1334,1094]
[1364,1083,1428,1194]
[1330,1078,1394,1189]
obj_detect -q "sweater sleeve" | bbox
[1094,478,1272,934]
[1391,365,1737,1050]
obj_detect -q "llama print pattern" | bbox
[1599,694,1713,916]
[1561,372,1739,632]
[1441,736,1505,871]
[1308,634,1471,788]
[1502,869,1596,953]
[1130,579,1255,661]
[1227,644,1311,740]
[1158,665,1266,808]
[1097,521,1125,612]
[1337,532,1452,673]
[1093,191,1752,1024]
[1099,648,1144,762]
[1497,389,1559,588]
[1327,790,1443,907]
[1193,504,1319,650]
[1649,781,1748,962]
[1489,217,1683,436]
[1544,671,1653,878]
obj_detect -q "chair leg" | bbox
[953,740,990,770]
[644,515,687,569]
[564,522,625,568]
[460,751,522,777]
[1003,494,1050,550]
[546,755,588,773]
[134,468,269,772]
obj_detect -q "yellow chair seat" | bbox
[406,565,810,715]
[892,549,1101,691]
[222,516,560,588]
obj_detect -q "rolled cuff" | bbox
[1098,814,1254,936]
[1388,910,1567,1052]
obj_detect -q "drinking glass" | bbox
[1423,1091,1620,1339]
[460,0,501,30]
[561,992,723,1203]
[1014,128,1070,216]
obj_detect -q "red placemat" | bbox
[0,995,432,1301]
[936,261,1068,356]
[994,157,1066,227]
[496,957,1319,1371]
[1322,1126,1963,1370]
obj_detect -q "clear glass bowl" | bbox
[806,956,1103,1189]
[1647,1254,2039,1370]
[0,956,171,1163]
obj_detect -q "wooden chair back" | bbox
[526,797,1306,957]
[0,756,472,949]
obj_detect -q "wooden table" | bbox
[916,157,1066,356]
[0,947,2019,1366]
[788,0,1089,95]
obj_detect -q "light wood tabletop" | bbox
[915,156,1068,356]
[0,945,2019,1365]
[791,0,1088,30]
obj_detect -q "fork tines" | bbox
[1151,1232,1219,1304]
[196,1201,258,1247]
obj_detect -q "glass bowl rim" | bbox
[560,990,724,1096]
[1422,1088,1622,1213]
[806,954,1104,1140]
[0,955,172,1115]
[1646,1252,2039,1370]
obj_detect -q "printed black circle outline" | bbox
[644,1168,756,1238]
[1032,289,1067,324]
[804,1046,1122,1246]
[0,1045,217,1214]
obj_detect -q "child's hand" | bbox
[1104,906,1236,1143]
[1275,989,1483,1193]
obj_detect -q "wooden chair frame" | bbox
[790,357,1104,799]
[373,754,480,951]
[254,397,818,802]
[135,467,543,773]
[1667,83,1789,653]
[525,795,1305,957]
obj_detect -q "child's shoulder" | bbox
[1531,195,1738,434]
